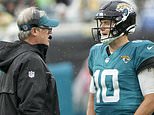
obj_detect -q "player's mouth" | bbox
[101,32,108,37]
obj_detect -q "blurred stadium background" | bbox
[0,0,154,115]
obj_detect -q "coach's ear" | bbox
[30,27,40,37]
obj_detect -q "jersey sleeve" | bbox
[88,45,97,94]
[134,41,154,74]
[88,44,104,93]
[89,76,96,93]
[138,68,154,96]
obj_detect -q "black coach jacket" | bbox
[0,41,60,115]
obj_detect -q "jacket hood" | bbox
[0,41,44,73]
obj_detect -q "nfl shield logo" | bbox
[28,71,35,78]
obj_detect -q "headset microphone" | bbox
[48,35,52,40]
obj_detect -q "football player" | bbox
[87,1,154,115]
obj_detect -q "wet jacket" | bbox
[0,41,60,115]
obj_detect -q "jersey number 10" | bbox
[94,69,120,103]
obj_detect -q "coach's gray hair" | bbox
[17,7,46,40]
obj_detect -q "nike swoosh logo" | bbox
[147,46,153,50]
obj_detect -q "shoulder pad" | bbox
[131,40,154,47]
